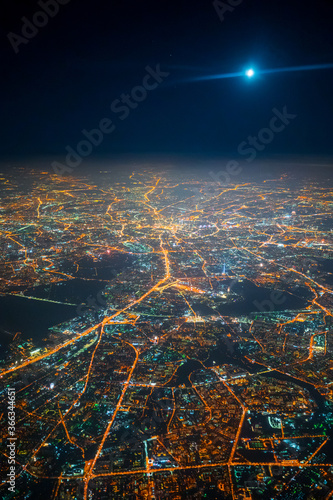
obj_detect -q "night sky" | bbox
[1,0,333,161]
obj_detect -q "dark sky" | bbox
[1,0,333,161]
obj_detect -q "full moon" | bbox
[246,68,255,78]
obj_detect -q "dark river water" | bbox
[0,254,133,359]
[217,279,310,316]
[0,295,77,357]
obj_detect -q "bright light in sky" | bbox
[246,68,255,78]
[192,62,333,83]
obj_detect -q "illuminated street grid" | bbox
[0,166,333,499]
